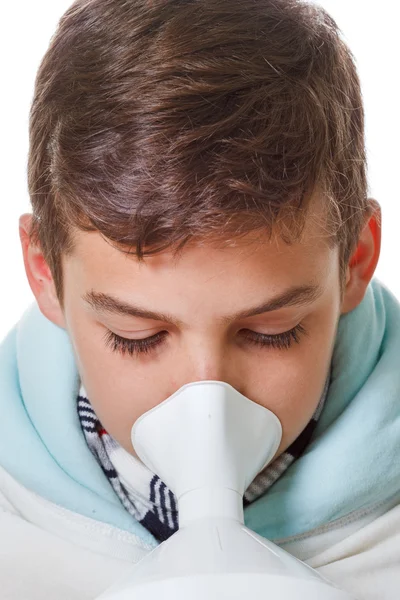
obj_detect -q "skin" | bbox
[19,197,381,463]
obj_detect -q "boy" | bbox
[1,0,399,598]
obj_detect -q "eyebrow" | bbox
[82,284,323,328]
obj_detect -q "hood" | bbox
[0,279,399,547]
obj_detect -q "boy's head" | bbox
[20,0,380,459]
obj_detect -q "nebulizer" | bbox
[97,380,355,599]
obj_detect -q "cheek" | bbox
[66,315,154,451]
[264,310,338,453]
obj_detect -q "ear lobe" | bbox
[341,200,381,315]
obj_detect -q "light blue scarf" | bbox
[0,278,399,550]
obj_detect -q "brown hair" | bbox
[28,0,371,304]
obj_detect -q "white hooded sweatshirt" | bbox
[1,279,400,599]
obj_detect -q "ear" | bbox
[19,213,66,329]
[341,199,381,314]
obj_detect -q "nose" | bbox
[174,341,246,397]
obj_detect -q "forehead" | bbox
[64,198,337,294]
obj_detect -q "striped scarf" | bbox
[77,376,329,543]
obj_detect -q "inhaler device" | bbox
[98,381,355,599]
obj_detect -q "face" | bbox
[58,213,343,462]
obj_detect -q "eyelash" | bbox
[103,324,307,357]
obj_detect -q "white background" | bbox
[0,1,399,340]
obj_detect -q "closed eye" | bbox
[103,324,307,357]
